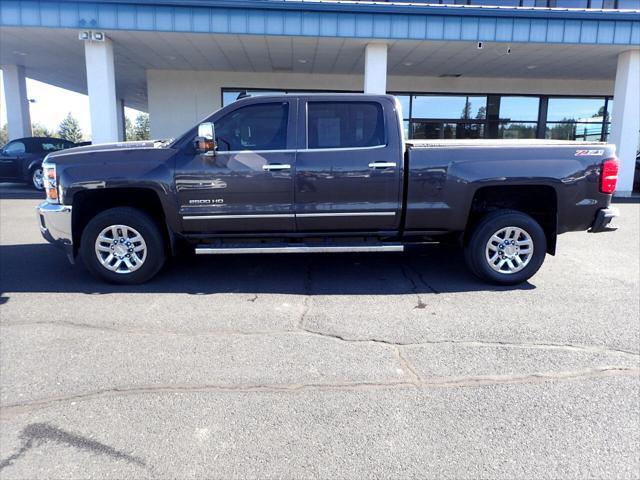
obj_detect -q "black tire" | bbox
[464,209,547,286]
[29,165,44,191]
[80,207,166,284]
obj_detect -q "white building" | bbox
[1,0,639,193]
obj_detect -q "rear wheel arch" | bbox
[464,185,558,255]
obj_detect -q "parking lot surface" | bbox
[0,183,639,479]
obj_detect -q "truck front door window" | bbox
[214,103,289,151]
[307,102,385,149]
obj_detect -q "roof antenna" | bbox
[236,90,250,100]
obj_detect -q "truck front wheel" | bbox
[80,207,166,284]
[464,210,547,285]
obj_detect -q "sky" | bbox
[0,70,144,139]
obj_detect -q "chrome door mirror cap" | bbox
[195,122,217,155]
[198,122,214,140]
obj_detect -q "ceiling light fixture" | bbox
[403,62,414,67]
[297,59,308,64]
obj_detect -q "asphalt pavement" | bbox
[0,183,638,479]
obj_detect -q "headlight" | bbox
[43,163,59,203]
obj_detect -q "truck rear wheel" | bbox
[464,209,546,285]
[80,207,166,284]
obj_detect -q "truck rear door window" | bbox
[307,102,385,149]
[214,102,289,152]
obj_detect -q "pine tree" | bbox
[0,124,8,146]
[125,117,134,141]
[32,123,54,138]
[132,113,150,141]
[460,99,472,120]
[57,113,84,143]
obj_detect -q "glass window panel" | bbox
[394,95,411,119]
[3,141,26,155]
[214,102,289,151]
[411,121,485,139]
[412,95,487,120]
[41,141,71,151]
[222,90,286,106]
[498,123,538,139]
[545,122,603,141]
[551,0,589,7]
[617,0,640,9]
[606,99,614,121]
[469,0,519,5]
[590,0,604,7]
[403,120,410,139]
[499,96,539,121]
[546,97,606,122]
[307,102,385,149]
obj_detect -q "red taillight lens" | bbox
[600,157,619,194]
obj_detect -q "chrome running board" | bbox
[195,244,405,255]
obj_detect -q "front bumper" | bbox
[36,201,74,263]
[589,206,619,233]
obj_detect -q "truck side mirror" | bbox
[194,122,217,156]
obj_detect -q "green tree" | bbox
[31,122,54,138]
[132,113,150,141]
[0,124,8,146]
[460,99,472,120]
[125,116,134,141]
[475,106,486,120]
[57,113,83,143]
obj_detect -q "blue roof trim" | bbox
[2,0,639,45]
[40,0,640,21]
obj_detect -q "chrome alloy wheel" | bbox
[32,168,44,190]
[485,226,534,275]
[94,224,147,274]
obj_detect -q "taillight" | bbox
[600,157,619,194]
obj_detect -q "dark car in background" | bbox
[0,137,80,190]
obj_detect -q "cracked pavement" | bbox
[1,184,639,479]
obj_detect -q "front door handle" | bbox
[368,162,397,169]
[263,164,291,171]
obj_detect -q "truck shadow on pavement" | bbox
[0,184,45,200]
[0,243,535,296]
[0,423,146,472]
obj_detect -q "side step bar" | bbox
[195,245,405,255]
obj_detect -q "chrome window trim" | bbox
[298,144,387,153]
[216,149,296,154]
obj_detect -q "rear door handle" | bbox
[368,162,397,169]
[263,164,291,171]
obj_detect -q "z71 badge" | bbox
[575,149,604,156]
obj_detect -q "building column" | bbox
[116,98,126,141]
[83,34,119,144]
[610,49,640,196]
[364,43,387,94]
[1,65,32,140]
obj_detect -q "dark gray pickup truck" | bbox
[36,94,619,285]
